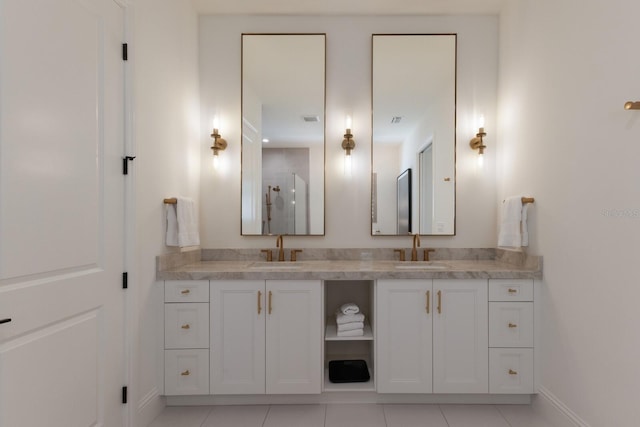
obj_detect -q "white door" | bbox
[433,280,488,393]
[266,280,321,394]
[0,1,126,426]
[210,280,266,394]
[377,279,433,393]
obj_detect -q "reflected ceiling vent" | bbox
[302,115,320,123]
[391,116,403,124]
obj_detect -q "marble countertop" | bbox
[157,257,542,281]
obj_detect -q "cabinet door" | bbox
[376,279,433,393]
[266,280,322,394]
[210,280,266,394]
[433,279,488,393]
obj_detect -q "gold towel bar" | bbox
[522,197,535,204]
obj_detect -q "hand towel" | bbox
[339,303,360,315]
[337,322,365,332]
[337,329,364,337]
[165,204,179,246]
[498,196,523,248]
[521,202,530,247]
[335,312,365,325]
[166,197,200,247]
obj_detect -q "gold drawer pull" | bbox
[258,291,262,315]
[507,288,518,294]
[181,324,190,330]
[181,289,191,295]
[181,370,190,376]
[508,323,518,328]
[426,290,430,314]
[509,369,518,375]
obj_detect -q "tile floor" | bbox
[149,403,555,427]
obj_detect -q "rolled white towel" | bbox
[339,303,360,315]
[337,329,364,337]
[336,312,365,325]
[337,322,364,332]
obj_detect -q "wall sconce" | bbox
[342,117,355,176]
[210,127,227,169]
[469,127,487,155]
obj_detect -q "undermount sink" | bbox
[394,262,449,270]
[249,262,302,270]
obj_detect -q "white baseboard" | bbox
[536,386,591,427]
[135,387,165,427]
[166,393,531,406]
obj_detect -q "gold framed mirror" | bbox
[371,34,457,236]
[241,34,326,236]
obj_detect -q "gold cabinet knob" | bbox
[181,370,190,376]
[181,289,191,295]
[181,324,190,330]
[509,369,518,375]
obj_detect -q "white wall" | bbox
[499,0,640,425]
[132,0,200,425]
[199,15,498,248]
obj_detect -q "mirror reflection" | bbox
[371,34,456,236]
[241,34,325,235]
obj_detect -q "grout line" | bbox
[495,405,515,427]
[323,403,328,427]
[198,406,215,427]
[262,405,272,427]
[381,404,389,427]
[437,404,452,427]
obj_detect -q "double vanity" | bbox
[157,247,541,405]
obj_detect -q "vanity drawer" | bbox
[164,349,210,395]
[489,279,533,301]
[165,303,209,349]
[165,280,209,303]
[489,348,534,394]
[489,302,533,348]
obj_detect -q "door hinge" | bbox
[123,156,136,175]
[122,43,128,61]
[122,386,128,404]
[122,272,128,289]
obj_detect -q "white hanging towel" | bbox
[165,197,200,247]
[521,202,531,247]
[498,196,524,248]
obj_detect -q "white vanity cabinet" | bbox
[488,279,535,394]
[163,280,210,395]
[376,279,488,394]
[210,279,322,395]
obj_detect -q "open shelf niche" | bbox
[323,280,375,392]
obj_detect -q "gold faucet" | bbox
[411,234,421,261]
[276,235,285,261]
